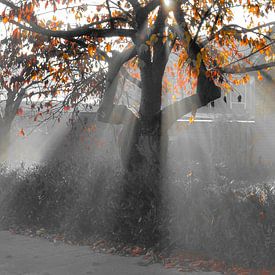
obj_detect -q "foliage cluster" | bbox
[1,0,274,139]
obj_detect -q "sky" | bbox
[0,1,274,93]
[1,0,274,36]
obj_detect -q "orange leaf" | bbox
[189,115,195,124]
[88,44,96,57]
[19,128,25,137]
[2,16,8,24]
[63,53,69,60]
[12,28,20,39]
[258,71,263,81]
[105,43,111,53]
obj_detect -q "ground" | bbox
[0,231,222,275]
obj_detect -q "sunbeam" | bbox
[164,0,171,7]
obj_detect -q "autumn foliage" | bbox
[0,0,274,114]
[0,0,275,272]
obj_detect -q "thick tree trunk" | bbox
[0,118,11,162]
[100,38,221,245]
[115,116,168,246]
[119,114,168,172]
[96,49,167,244]
[114,59,221,245]
[114,61,168,246]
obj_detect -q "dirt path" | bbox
[0,231,221,275]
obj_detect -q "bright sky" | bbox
[0,0,275,36]
[0,1,274,106]
[0,1,274,40]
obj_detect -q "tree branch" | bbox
[162,94,201,130]
[97,46,138,124]
[11,88,25,118]
[126,0,140,11]
[120,67,141,89]
[219,41,275,70]
[135,0,160,27]
[194,7,212,43]
[220,61,275,74]
[204,21,275,45]
[100,104,138,125]
[162,62,221,131]
[0,0,136,39]
[143,0,161,14]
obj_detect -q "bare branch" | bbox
[194,7,212,43]
[220,41,275,70]
[205,21,275,45]
[99,104,138,125]
[221,61,275,74]
[0,0,136,39]
[97,46,138,124]
[162,94,200,131]
[106,0,114,29]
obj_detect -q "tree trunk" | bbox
[119,114,168,172]
[0,118,11,163]
[0,88,25,163]
[114,58,169,246]
[100,37,221,245]
[113,58,221,245]
[115,116,168,246]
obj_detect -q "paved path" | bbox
[0,231,221,275]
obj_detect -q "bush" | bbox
[1,158,275,268]
[0,164,23,228]
[1,157,124,238]
[166,176,275,268]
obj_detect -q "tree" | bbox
[0,0,274,245]
[0,34,46,161]
[0,26,105,161]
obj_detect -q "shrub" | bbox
[166,176,275,268]
[1,157,124,239]
[0,164,23,228]
[1,158,275,268]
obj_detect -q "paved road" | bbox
[0,231,221,275]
